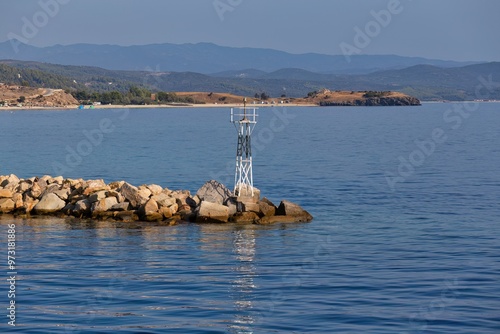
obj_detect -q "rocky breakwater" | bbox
[0,175,312,225]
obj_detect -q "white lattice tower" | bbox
[230,99,258,196]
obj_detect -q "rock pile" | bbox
[0,175,313,225]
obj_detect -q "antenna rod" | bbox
[243,97,247,118]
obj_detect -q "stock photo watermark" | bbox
[339,0,411,63]
[385,74,500,191]
[213,0,243,21]
[7,0,72,53]
[6,223,17,327]
[52,108,129,175]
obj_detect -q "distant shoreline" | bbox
[0,103,317,111]
[1,100,498,112]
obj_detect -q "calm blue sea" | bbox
[0,104,499,333]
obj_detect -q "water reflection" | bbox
[230,228,257,334]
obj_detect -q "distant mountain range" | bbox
[1,59,499,101]
[0,40,480,75]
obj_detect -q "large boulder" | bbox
[0,174,20,190]
[0,198,15,213]
[0,189,13,198]
[160,206,173,219]
[275,200,313,222]
[151,193,176,208]
[120,182,149,208]
[92,197,118,214]
[29,182,43,199]
[12,193,24,210]
[258,198,276,217]
[137,186,152,199]
[33,193,66,214]
[196,201,229,223]
[141,198,159,216]
[146,184,163,195]
[196,180,232,205]
[139,199,162,221]
[234,185,260,203]
[82,179,108,195]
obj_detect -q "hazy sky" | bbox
[1,0,499,61]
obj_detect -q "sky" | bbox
[1,0,499,62]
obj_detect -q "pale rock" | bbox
[83,179,108,195]
[196,201,229,223]
[152,193,176,208]
[0,198,15,213]
[258,199,276,217]
[29,182,42,199]
[138,187,152,200]
[196,180,232,205]
[168,203,179,214]
[40,175,53,183]
[41,184,60,197]
[146,184,163,195]
[106,190,125,203]
[52,176,64,184]
[92,197,118,213]
[160,206,173,219]
[234,185,260,203]
[161,188,172,196]
[120,182,148,208]
[53,187,71,201]
[12,193,23,209]
[140,198,159,217]
[0,189,13,198]
[33,193,66,214]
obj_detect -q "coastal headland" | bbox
[0,84,420,110]
[0,175,313,225]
